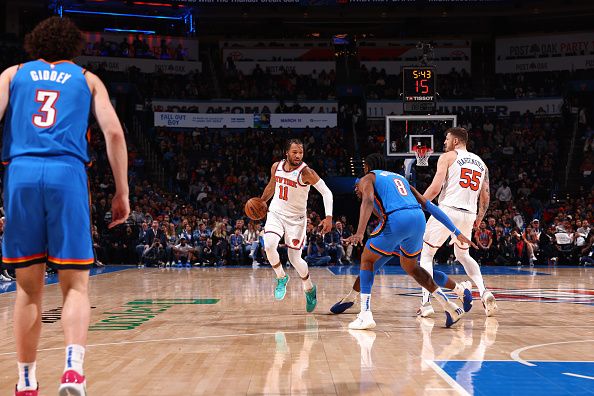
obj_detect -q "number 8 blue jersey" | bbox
[2,59,91,164]
[371,170,421,214]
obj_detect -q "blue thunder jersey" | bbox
[3,60,91,164]
[371,170,421,214]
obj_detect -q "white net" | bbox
[413,146,432,166]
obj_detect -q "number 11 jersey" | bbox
[268,160,311,218]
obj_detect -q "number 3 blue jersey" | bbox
[370,170,420,215]
[2,60,91,164]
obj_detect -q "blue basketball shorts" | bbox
[365,208,426,258]
[2,156,94,270]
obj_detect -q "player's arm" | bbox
[423,151,455,201]
[474,167,490,229]
[348,173,375,245]
[86,71,130,229]
[0,65,18,122]
[260,162,278,202]
[301,167,333,233]
[410,185,478,249]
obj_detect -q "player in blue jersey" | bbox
[345,154,476,330]
[330,179,473,316]
[0,17,130,396]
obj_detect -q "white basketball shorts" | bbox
[423,205,476,249]
[264,211,307,250]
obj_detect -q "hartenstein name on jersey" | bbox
[456,157,485,172]
[275,176,298,188]
[29,70,72,84]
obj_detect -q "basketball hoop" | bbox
[412,145,432,167]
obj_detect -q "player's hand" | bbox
[320,216,333,234]
[347,233,365,246]
[451,233,478,249]
[109,193,130,229]
[473,219,482,230]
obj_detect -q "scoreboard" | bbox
[402,66,436,113]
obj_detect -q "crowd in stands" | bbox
[0,35,593,274]
[365,110,593,266]
[223,62,337,101]
[82,36,190,60]
[0,42,26,72]
[1,112,592,274]
[579,108,593,190]
[82,106,593,269]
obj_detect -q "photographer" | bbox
[305,232,331,266]
[324,222,344,264]
[141,238,166,267]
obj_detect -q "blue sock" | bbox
[360,269,374,294]
[433,270,449,288]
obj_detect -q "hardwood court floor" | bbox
[0,265,593,395]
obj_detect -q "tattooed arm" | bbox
[474,166,490,229]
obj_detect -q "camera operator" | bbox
[141,238,166,267]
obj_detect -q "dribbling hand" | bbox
[109,193,130,229]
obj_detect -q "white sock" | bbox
[271,263,286,279]
[361,293,371,312]
[431,288,450,309]
[302,276,313,291]
[264,232,285,278]
[17,362,37,391]
[65,344,85,375]
[420,248,435,304]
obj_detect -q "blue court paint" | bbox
[329,264,552,276]
[437,360,594,396]
[0,266,134,295]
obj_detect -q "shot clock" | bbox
[402,66,437,113]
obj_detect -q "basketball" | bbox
[244,197,267,220]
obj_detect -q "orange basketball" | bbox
[245,197,268,220]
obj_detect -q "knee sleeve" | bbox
[263,232,281,265]
[454,244,486,294]
[287,248,309,279]
[454,244,472,263]
[420,244,438,274]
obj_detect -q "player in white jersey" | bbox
[260,139,333,312]
[419,127,498,317]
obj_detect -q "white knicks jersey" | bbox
[438,149,486,214]
[268,160,311,217]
